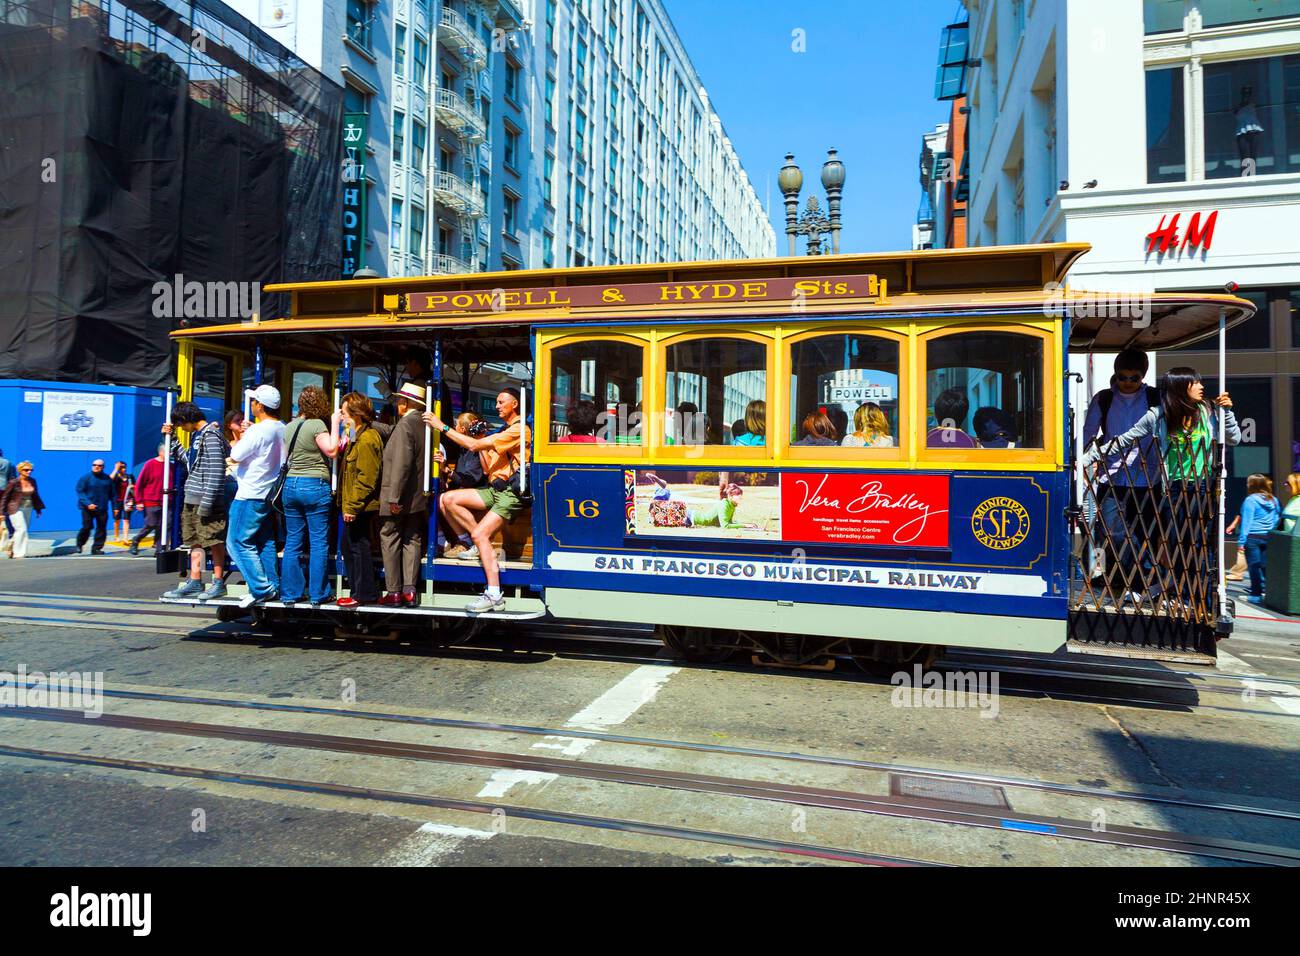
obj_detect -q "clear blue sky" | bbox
[661,0,964,254]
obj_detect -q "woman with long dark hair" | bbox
[1083,367,1240,612]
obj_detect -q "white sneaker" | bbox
[237,593,257,609]
[465,591,505,614]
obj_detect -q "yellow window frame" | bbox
[535,330,652,461]
[779,324,910,463]
[915,320,1062,468]
[651,327,777,464]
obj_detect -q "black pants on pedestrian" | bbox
[342,512,381,603]
[131,506,162,549]
[77,506,108,552]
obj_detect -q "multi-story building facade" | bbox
[230,0,774,276]
[953,0,1300,509]
[522,0,773,269]
[913,122,949,249]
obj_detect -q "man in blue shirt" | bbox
[75,459,115,554]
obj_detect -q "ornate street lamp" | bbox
[778,150,846,256]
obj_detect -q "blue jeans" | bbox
[281,476,333,603]
[1244,533,1268,597]
[226,498,280,599]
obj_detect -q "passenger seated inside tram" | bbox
[926,388,977,448]
[792,410,839,446]
[842,402,894,447]
[732,399,766,446]
[666,401,702,444]
[825,406,849,446]
[556,399,604,443]
[730,420,746,443]
[973,407,1016,448]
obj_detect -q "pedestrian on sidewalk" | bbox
[109,461,133,543]
[376,383,429,607]
[0,447,12,557]
[1279,473,1300,533]
[130,444,166,555]
[161,402,231,600]
[75,459,114,554]
[226,385,285,607]
[1237,473,1280,605]
[0,462,44,559]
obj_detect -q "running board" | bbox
[160,596,547,621]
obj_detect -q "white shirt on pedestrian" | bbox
[230,417,285,500]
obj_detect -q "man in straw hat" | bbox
[378,382,431,606]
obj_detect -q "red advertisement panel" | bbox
[780,473,950,547]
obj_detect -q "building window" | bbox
[576,35,588,88]
[504,124,520,168]
[788,334,903,452]
[346,0,372,51]
[393,110,405,164]
[546,0,557,50]
[411,120,426,169]
[664,337,768,447]
[543,230,555,268]
[575,108,588,154]
[1200,0,1300,29]
[395,24,406,78]
[1225,377,1274,517]
[413,35,428,86]
[545,74,557,128]
[923,330,1044,450]
[1145,67,1186,183]
[543,152,555,205]
[390,198,403,250]
[547,339,643,444]
[1204,54,1300,179]
[438,225,453,256]
[505,59,521,102]
[1143,0,1185,33]
[504,191,519,236]
[344,84,369,116]
[574,180,586,226]
[409,205,425,256]
[1290,289,1300,348]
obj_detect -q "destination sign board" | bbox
[404,274,884,315]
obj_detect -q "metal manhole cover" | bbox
[890,774,1010,808]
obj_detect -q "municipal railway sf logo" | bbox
[971,497,1030,551]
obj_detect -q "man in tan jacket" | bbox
[378,382,430,606]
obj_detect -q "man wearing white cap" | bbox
[226,384,286,606]
[378,381,430,606]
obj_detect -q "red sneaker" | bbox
[377,593,404,607]
[336,597,359,609]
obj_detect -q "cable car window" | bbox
[192,353,229,404]
[789,333,900,449]
[548,339,643,443]
[664,337,767,446]
[925,331,1044,449]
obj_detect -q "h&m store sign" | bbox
[1145,210,1218,256]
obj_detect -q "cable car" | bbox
[159,244,1254,664]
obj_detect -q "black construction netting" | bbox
[0,0,344,387]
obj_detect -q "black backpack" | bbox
[1096,386,1160,441]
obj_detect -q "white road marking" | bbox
[476,664,680,799]
[1216,650,1300,714]
[1240,653,1299,663]
[378,821,497,867]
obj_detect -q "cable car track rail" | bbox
[3,702,1297,865]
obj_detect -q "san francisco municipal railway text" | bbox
[591,555,982,589]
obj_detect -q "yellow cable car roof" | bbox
[169,243,1255,351]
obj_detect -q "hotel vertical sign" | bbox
[342,111,368,277]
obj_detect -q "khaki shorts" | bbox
[181,502,227,549]
[476,485,526,523]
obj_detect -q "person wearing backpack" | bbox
[1080,349,1161,603]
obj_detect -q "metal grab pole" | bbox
[519,378,527,496]
[423,383,433,495]
[330,386,340,494]
[1218,307,1227,619]
[160,391,173,550]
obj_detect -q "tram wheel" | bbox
[749,632,841,667]
[215,605,246,624]
[431,616,486,647]
[657,624,735,664]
